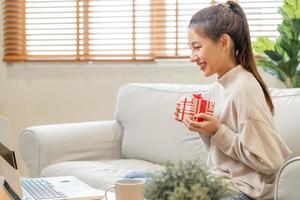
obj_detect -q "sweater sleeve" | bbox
[211,120,291,174]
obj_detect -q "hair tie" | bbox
[220,2,231,10]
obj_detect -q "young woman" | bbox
[176,1,291,199]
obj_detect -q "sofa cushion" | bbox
[41,159,163,190]
[271,88,300,158]
[115,83,211,165]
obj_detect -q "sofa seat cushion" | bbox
[40,159,163,190]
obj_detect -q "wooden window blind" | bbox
[238,0,283,41]
[3,0,283,62]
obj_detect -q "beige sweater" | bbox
[201,65,291,200]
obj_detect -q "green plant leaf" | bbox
[295,70,300,87]
[253,37,274,55]
[278,19,300,59]
[264,50,283,61]
[257,59,287,82]
[289,19,300,40]
[278,20,292,39]
[287,59,300,76]
[256,0,300,87]
[274,39,288,61]
[278,0,300,19]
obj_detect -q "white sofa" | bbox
[19,83,300,199]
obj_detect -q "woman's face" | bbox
[188,29,228,77]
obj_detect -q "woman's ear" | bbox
[219,34,231,51]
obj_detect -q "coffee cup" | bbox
[104,179,145,200]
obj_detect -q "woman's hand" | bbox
[183,113,222,135]
[174,103,182,121]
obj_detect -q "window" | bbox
[3,0,283,62]
[238,0,283,41]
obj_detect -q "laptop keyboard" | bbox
[21,178,68,200]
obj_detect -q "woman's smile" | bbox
[198,61,207,71]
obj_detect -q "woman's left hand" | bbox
[183,113,222,135]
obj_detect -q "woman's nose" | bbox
[190,52,198,63]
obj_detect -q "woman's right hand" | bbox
[183,113,221,135]
[174,103,181,121]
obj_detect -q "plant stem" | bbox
[285,77,293,88]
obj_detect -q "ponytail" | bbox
[189,1,274,114]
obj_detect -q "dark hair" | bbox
[189,1,274,114]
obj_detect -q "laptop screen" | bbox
[0,142,18,170]
[0,117,24,199]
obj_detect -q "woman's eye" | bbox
[194,46,202,50]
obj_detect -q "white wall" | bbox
[0,3,285,176]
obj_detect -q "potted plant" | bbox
[144,160,233,200]
[253,0,300,88]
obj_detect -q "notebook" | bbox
[0,116,104,200]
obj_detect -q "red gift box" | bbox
[176,93,215,122]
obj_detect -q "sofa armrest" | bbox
[19,120,123,177]
[275,156,300,200]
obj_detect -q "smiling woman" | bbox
[178,1,291,200]
[2,0,283,62]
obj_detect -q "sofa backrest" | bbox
[115,83,300,164]
[271,88,300,159]
[115,83,210,164]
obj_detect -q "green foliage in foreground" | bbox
[144,160,234,200]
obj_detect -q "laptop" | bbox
[0,116,104,200]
